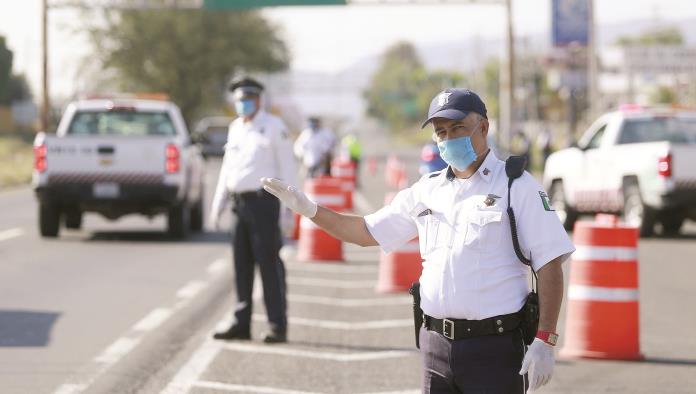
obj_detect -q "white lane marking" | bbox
[0,227,24,242]
[361,391,420,394]
[207,258,229,274]
[287,294,411,307]
[54,257,228,394]
[568,285,639,302]
[133,308,173,332]
[285,262,377,274]
[573,246,638,262]
[53,384,86,394]
[94,337,141,364]
[252,314,412,330]
[193,381,326,394]
[161,340,222,394]
[221,343,413,362]
[287,277,375,288]
[177,280,208,299]
[353,190,375,214]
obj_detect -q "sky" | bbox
[1,0,696,99]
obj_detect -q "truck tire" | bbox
[168,203,190,239]
[65,210,83,230]
[550,181,578,231]
[661,214,684,236]
[189,198,204,232]
[39,203,61,238]
[622,183,655,237]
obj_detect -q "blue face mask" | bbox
[437,135,478,171]
[235,99,257,117]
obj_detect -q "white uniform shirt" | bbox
[365,151,575,320]
[210,110,297,220]
[293,127,336,168]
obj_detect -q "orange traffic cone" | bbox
[560,215,644,360]
[375,192,423,293]
[296,177,344,262]
[331,158,356,210]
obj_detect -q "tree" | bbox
[364,42,464,133]
[85,8,289,124]
[615,27,684,46]
[0,35,32,106]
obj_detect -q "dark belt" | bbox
[230,189,267,201]
[424,312,521,340]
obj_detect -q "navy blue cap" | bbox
[421,88,487,128]
[229,77,264,97]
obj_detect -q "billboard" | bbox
[552,0,589,47]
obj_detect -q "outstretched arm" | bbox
[262,177,378,247]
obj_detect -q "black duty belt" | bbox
[230,189,267,200]
[424,312,521,340]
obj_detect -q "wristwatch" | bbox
[536,330,559,346]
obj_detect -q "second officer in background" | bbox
[209,77,297,343]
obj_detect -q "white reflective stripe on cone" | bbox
[306,194,345,206]
[568,285,639,302]
[573,246,638,262]
[300,216,319,229]
[341,182,354,191]
[395,241,420,253]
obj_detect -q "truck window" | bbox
[618,117,696,145]
[66,111,177,136]
[585,124,607,150]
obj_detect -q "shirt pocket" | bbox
[411,207,442,257]
[464,208,504,248]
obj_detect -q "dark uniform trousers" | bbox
[420,326,528,394]
[231,190,287,334]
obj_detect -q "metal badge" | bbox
[484,194,501,207]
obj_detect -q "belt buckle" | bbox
[442,318,454,340]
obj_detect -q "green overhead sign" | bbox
[204,0,346,9]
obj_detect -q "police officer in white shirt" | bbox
[210,77,298,344]
[262,88,575,392]
[294,116,336,178]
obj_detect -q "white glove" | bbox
[519,338,555,392]
[261,178,318,218]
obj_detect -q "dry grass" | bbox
[0,135,33,188]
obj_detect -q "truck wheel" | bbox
[168,203,190,238]
[661,214,684,235]
[622,183,655,237]
[550,181,578,231]
[65,210,83,230]
[39,203,61,238]
[189,198,204,232]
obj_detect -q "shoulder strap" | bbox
[505,156,533,268]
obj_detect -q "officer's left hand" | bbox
[519,338,555,391]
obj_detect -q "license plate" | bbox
[93,182,120,198]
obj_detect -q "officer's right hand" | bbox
[261,178,318,218]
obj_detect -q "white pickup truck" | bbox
[33,98,206,238]
[543,106,696,236]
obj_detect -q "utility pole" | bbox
[498,0,515,152]
[587,0,598,119]
[41,0,50,132]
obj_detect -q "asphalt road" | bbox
[2,148,696,393]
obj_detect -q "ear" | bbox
[480,118,490,138]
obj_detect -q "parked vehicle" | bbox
[33,98,206,238]
[542,105,696,236]
[193,116,233,157]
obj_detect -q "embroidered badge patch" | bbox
[437,92,452,107]
[539,191,554,211]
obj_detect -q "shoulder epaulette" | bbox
[428,171,442,178]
